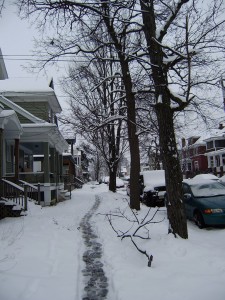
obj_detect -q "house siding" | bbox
[15,102,49,122]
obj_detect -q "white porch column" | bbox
[43,142,51,205]
[50,147,56,182]
[219,154,223,167]
[213,156,216,168]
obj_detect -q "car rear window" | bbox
[190,182,225,197]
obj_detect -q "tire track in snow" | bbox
[80,195,108,300]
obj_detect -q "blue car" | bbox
[182,179,225,228]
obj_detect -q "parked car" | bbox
[219,175,225,186]
[116,177,125,188]
[127,170,166,207]
[101,176,124,188]
[142,170,166,207]
[182,179,225,228]
[103,176,109,184]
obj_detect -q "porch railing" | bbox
[62,175,84,189]
[0,179,41,210]
[19,180,41,205]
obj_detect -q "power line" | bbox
[2,58,88,63]
[1,54,86,58]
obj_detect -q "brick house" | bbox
[181,136,208,178]
[181,124,225,178]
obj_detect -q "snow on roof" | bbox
[0,78,62,113]
[204,127,225,141]
[183,127,225,148]
[0,108,22,134]
[0,109,15,118]
[0,78,54,93]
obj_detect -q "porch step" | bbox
[59,189,71,201]
[0,199,23,219]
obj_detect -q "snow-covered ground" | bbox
[0,182,225,300]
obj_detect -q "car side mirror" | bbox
[184,193,192,200]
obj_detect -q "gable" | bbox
[14,101,49,122]
[0,95,44,124]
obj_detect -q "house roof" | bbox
[0,78,62,113]
[203,127,225,142]
[183,127,225,149]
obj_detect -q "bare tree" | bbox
[0,0,5,16]
[78,143,106,182]
[60,52,128,192]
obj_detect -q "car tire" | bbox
[194,211,205,229]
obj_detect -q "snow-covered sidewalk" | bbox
[0,182,225,300]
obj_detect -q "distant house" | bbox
[0,49,69,206]
[204,124,225,177]
[181,124,225,178]
[63,138,84,189]
[181,136,208,178]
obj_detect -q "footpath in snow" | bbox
[80,195,108,299]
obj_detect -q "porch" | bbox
[205,149,225,177]
[0,108,69,206]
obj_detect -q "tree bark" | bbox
[140,0,188,237]
[155,103,188,238]
[101,4,141,209]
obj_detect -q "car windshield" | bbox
[190,181,225,197]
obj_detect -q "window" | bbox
[209,156,214,168]
[6,144,12,162]
[222,154,225,165]
[187,162,192,171]
[206,141,214,150]
[183,184,191,195]
[215,139,225,148]
[194,161,199,171]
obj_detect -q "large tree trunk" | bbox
[140,0,188,237]
[109,164,117,192]
[155,103,188,238]
[121,61,140,210]
[102,6,141,210]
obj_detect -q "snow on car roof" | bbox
[142,170,165,186]
[183,178,221,186]
[192,174,219,181]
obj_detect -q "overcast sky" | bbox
[0,2,38,78]
[0,1,69,109]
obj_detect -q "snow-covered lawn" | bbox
[0,182,225,300]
